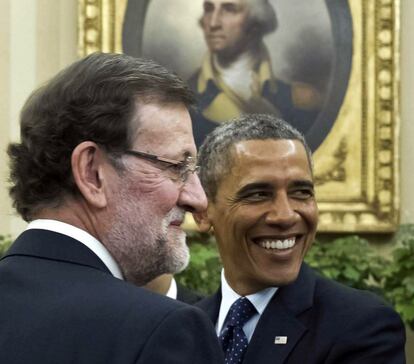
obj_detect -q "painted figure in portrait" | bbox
[188,0,322,147]
[123,0,352,150]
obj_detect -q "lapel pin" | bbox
[274,336,288,345]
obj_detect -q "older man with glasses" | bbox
[0,53,223,364]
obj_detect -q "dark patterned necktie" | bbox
[219,297,257,364]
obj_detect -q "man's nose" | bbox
[208,9,222,28]
[177,173,208,213]
[264,193,298,228]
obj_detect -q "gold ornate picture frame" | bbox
[78,0,400,232]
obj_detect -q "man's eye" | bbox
[290,189,314,200]
[242,191,272,201]
[167,163,185,173]
[222,4,240,13]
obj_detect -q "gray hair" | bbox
[244,0,277,37]
[197,114,312,200]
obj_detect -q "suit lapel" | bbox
[2,229,112,275]
[243,299,306,364]
[244,264,316,364]
[196,289,222,323]
[195,265,317,364]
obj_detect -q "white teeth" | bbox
[259,238,296,250]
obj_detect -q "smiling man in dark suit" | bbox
[194,113,406,363]
[0,53,223,364]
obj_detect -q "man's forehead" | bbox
[219,139,312,187]
[231,138,304,155]
[131,101,197,158]
[227,138,311,170]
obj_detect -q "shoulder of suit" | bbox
[177,283,205,304]
[291,82,322,110]
[313,270,392,312]
[88,275,188,318]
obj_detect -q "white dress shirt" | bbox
[26,219,123,279]
[217,270,278,342]
[213,50,258,101]
[166,277,178,299]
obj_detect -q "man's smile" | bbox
[256,237,296,250]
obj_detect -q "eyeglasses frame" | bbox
[123,149,199,183]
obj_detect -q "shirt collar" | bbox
[197,45,275,94]
[197,52,216,94]
[166,277,178,299]
[26,219,123,280]
[217,269,277,331]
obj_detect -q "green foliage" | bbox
[177,231,414,329]
[175,231,222,295]
[305,236,387,292]
[382,238,414,329]
[0,235,12,257]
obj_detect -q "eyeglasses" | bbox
[124,150,200,183]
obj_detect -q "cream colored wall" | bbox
[0,0,77,235]
[0,0,11,234]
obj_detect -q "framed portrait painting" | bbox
[78,0,400,232]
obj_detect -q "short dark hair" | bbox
[197,114,312,200]
[8,52,195,221]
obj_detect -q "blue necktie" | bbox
[219,297,257,364]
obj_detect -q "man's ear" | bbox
[71,141,108,209]
[193,210,213,232]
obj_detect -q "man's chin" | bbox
[208,43,227,53]
[170,248,190,274]
[269,268,301,287]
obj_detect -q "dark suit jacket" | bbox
[197,263,406,364]
[176,283,204,304]
[0,229,224,364]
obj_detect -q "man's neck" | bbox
[33,198,104,243]
[213,48,258,72]
[143,274,173,295]
[215,42,261,69]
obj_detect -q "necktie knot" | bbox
[226,296,257,328]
